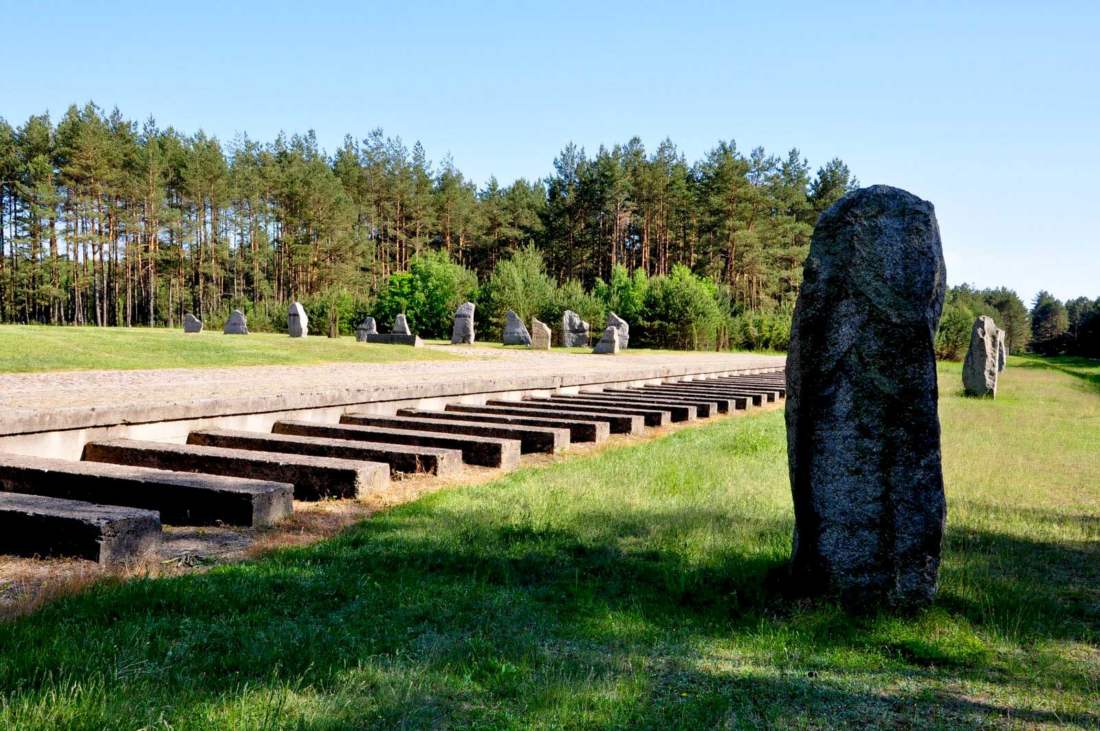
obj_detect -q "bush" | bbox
[935,303,974,360]
[593,265,648,325]
[374,251,477,337]
[729,309,792,351]
[477,245,557,338]
[638,265,723,349]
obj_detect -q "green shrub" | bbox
[729,309,792,351]
[547,280,606,341]
[374,251,477,337]
[593,264,648,325]
[935,303,974,360]
[638,265,723,349]
[477,245,558,338]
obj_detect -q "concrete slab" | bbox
[597,389,721,417]
[0,353,784,438]
[518,398,673,427]
[188,429,462,477]
[399,409,609,443]
[82,439,388,501]
[272,421,521,469]
[623,387,744,413]
[341,413,570,454]
[645,383,765,406]
[0,454,292,527]
[549,394,696,422]
[470,403,644,435]
[0,491,161,566]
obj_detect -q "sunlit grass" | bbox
[0,358,1097,728]
[0,325,457,373]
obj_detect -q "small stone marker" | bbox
[502,310,532,345]
[786,185,947,610]
[392,314,412,335]
[183,313,203,333]
[996,328,1007,372]
[531,318,552,350]
[223,309,249,335]
[288,301,309,337]
[561,310,590,347]
[607,312,630,349]
[593,326,621,354]
[355,317,377,342]
[963,315,999,397]
[451,301,476,344]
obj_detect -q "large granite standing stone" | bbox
[392,314,412,336]
[786,185,947,610]
[502,310,532,346]
[963,316,999,397]
[607,312,630,349]
[592,326,621,354]
[560,310,590,347]
[355,317,377,342]
[288,302,309,338]
[996,328,1007,373]
[183,313,203,334]
[223,310,249,335]
[531,318,552,350]
[451,302,476,344]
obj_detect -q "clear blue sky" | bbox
[3,0,1097,303]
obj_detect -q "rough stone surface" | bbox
[451,302,476,344]
[0,453,292,527]
[288,302,309,338]
[996,328,1007,373]
[502,310,532,345]
[607,312,630,349]
[355,317,378,342]
[83,438,387,501]
[392,314,412,335]
[561,310,590,347]
[223,309,249,335]
[183,313,203,334]
[188,429,462,477]
[0,491,161,566]
[531,318,552,350]
[593,326,621,354]
[963,316,999,397]
[786,185,947,609]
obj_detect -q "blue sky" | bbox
[3,0,1097,303]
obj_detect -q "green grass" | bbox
[0,358,1097,728]
[0,326,458,372]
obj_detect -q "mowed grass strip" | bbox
[0,359,1098,728]
[0,325,457,372]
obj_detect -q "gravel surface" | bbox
[0,347,783,416]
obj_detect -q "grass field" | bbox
[0,356,1097,729]
[0,326,458,372]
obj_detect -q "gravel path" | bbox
[0,347,784,429]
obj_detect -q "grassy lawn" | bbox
[0,357,1097,728]
[0,326,458,372]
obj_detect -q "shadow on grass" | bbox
[1015,353,1100,394]
[1,498,1097,727]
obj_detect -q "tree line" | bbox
[934,286,1100,360]
[0,102,857,331]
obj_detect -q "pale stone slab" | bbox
[223,310,249,335]
[531,318,552,350]
[288,302,309,338]
[593,326,621,354]
[451,302,476,344]
[561,310,589,347]
[502,310,532,346]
